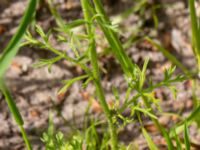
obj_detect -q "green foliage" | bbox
[42,113,83,150]
[42,114,111,150]
[3,0,198,149]
[0,79,23,125]
[172,129,182,150]
[0,0,37,77]
[142,128,159,150]
[184,121,190,150]
[28,18,187,148]
[0,0,37,149]
[92,0,136,78]
[189,0,200,73]
[170,105,200,137]
[58,75,89,95]
[145,37,190,76]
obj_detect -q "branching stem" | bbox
[80,0,118,149]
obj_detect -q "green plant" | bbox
[189,0,200,74]
[0,0,37,149]
[144,1,200,77]
[42,113,84,150]
[1,0,197,149]
[145,37,190,76]
[80,0,118,149]
[22,0,195,149]
[42,113,112,150]
[24,0,189,150]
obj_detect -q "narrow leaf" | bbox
[0,78,23,125]
[0,0,37,77]
[58,75,89,94]
[172,129,182,150]
[142,128,159,150]
[139,58,149,90]
[170,105,200,136]
[184,121,190,150]
[145,37,190,76]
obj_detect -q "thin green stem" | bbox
[145,37,190,76]
[45,43,91,74]
[91,1,174,148]
[0,78,32,150]
[80,0,118,149]
[141,95,174,149]
[0,0,37,149]
[0,0,37,77]
[20,126,32,150]
[93,0,135,77]
[189,0,200,73]
[0,79,23,126]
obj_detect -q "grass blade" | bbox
[142,128,159,150]
[93,0,136,77]
[159,123,174,150]
[139,58,149,91]
[0,0,37,149]
[145,37,190,76]
[0,78,32,150]
[170,105,200,136]
[47,0,65,28]
[172,129,182,150]
[81,0,118,149]
[0,0,37,77]
[189,0,200,56]
[184,121,190,150]
[0,78,23,125]
[189,0,200,72]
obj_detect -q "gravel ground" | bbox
[0,0,200,150]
